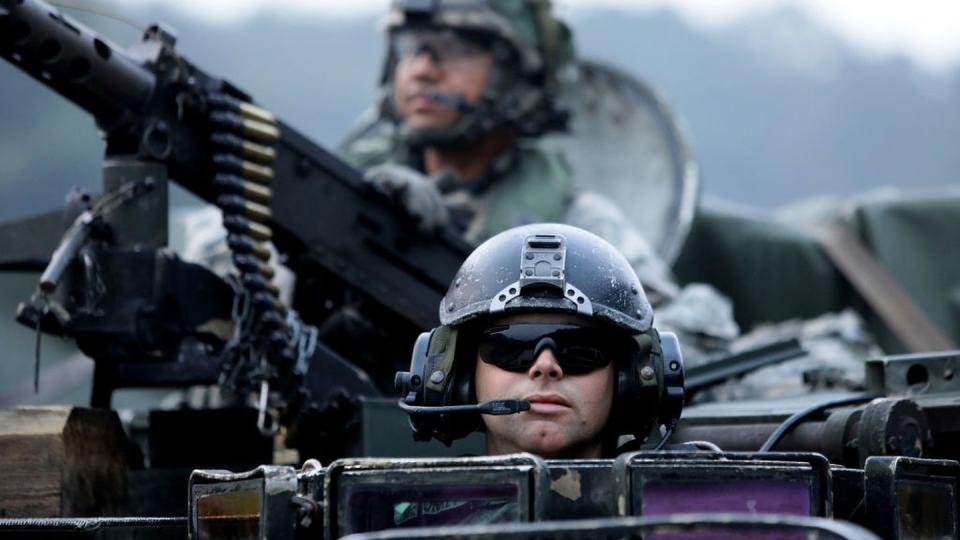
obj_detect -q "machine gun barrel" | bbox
[0,0,155,130]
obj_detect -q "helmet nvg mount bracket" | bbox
[487,233,593,316]
[395,223,685,447]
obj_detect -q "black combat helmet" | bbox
[440,223,653,332]
[396,223,684,446]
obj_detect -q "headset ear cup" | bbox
[658,331,686,429]
[613,350,643,436]
[443,327,473,407]
[611,332,659,439]
[400,329,437,441]
[447,331,482,437]
[425,326,482,442]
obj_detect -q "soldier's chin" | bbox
[403,109,457,129]
[400,122,467,148]
[517,432,573,459]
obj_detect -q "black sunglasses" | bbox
[476,323,635,375]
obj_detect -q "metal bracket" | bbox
[520,233,567,288]
[489,234,593,315]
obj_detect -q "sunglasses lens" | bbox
[393,29,487,65]
[477,324,630,374]
[476,324,539,372]
[557,345,607,375]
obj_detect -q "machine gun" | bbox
[0,0,471,459]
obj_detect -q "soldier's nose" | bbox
[528,346,563,380]
[409,49,441,76]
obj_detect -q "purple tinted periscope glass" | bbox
[344,483,520,535]
[642,479,811,540]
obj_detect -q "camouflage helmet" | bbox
[380,0,573,145]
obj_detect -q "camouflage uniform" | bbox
[343,125,573,245]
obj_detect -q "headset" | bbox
[395,323,685,446]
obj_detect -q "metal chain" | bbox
[285,309,319,376]
[217,275,258,397]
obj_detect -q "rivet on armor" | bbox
[553,253,561,261]
[430,370,445,384]
[669,361,679,371]
[640,366,655,380]
[525,253,534,260]
[525,269,533,276]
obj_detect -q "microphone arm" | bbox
[397,398,530,416]
[426,90,479,115]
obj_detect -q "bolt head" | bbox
[430,370,445,384]
[640,366,655,381]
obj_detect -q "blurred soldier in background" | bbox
[341,0,740,364]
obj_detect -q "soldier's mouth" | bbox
[410,96,437,111]
[524,393,572,414]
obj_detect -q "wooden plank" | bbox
[0,406,130,517]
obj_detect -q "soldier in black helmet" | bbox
[396,223,684,457]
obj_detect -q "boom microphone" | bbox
[426,90,479,115]
[397,399,530,416]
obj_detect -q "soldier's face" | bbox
[474,313,616,459]
[392,29,493,131]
